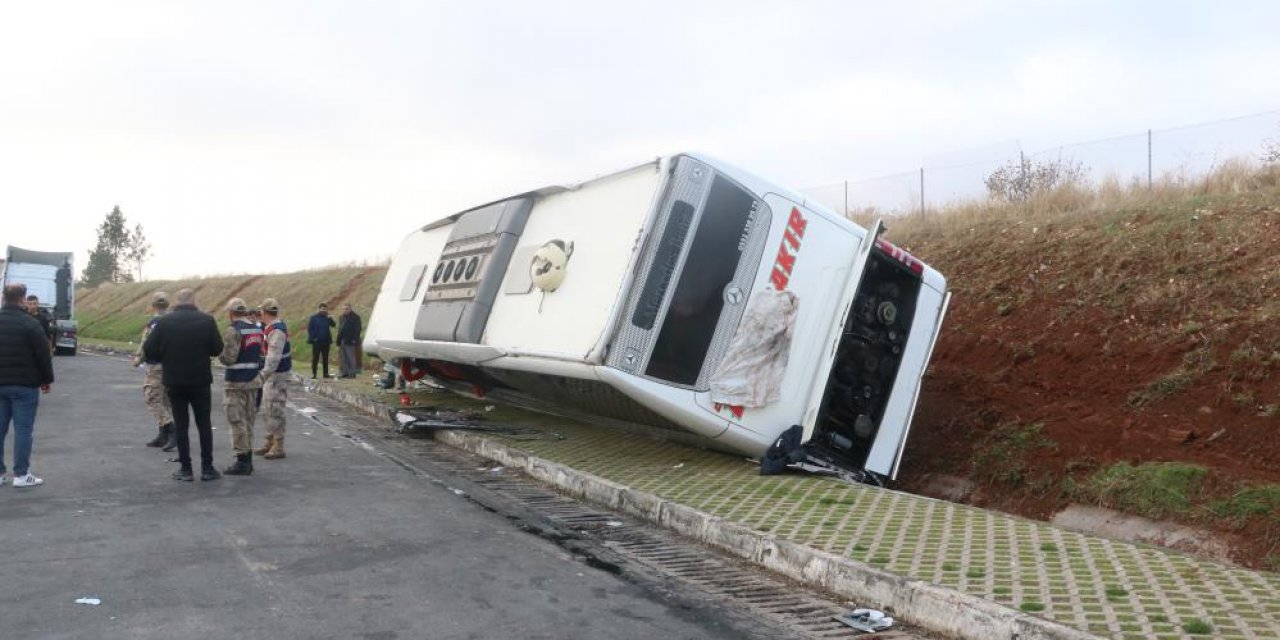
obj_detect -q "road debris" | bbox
[833,608,893,632]
[389,408,556,440]
[74,597,102,606]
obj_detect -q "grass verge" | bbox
[1077,462,1207,520]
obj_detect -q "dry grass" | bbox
[862,159,1280,243]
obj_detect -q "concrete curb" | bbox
[304,380,1100,640]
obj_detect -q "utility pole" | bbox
[844,180,848,218]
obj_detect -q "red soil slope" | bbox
[893,194,1280,568]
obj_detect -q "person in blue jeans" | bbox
[0,283,55,488]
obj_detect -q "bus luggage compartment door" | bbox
[414,198,533,344]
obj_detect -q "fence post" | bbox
[1152,128,1162,190]
[919,167,925,217]
[1019,151,1027,201]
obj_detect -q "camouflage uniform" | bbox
[255,300,292,459]
[218,321,263,456]
[261,377,288,438]
[134,313,172,429]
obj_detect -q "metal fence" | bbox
[802,108,1280,217]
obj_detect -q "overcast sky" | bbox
[2,1,1279,280]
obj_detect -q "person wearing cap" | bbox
[254,298,292,460]
[132,291,175,450]
[142,288,224,482]
[305,302,336,380]
[217,298,264,476]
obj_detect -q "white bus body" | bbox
[365,154,949,480]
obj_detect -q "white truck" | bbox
[2,246,77,354]
[364,154,949,481]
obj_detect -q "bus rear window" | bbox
[645,176,756,385]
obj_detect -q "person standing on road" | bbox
[305,302,335,379]
[25,295,55,352]
[142,288,224,482]
[217,298,263,476]
[133,292,176,451]
[335,303,362,379]
[0,284,54,488]
[254,298,292,460]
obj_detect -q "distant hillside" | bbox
[76,265,387,366]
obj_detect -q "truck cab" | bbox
[3,246,77,355]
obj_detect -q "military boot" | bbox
[253,435,275,456]
[264,436,286,460]
[223,453,253,476]
[172,463,194,482]
[200,463,221,481]
[162,424,178,452]
[145,423,170,448]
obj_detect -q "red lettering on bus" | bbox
[714,402,745,419]
[783,227,801,250]
[768,208,808,291]
[774,243,796,275]
[787,207,808,238]
[770,267,789,290]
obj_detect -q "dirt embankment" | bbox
[893,191,1280,569]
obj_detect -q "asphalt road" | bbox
[0,352,778,640]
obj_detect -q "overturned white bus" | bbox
[364,154,949,481]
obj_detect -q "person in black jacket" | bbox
[25,295,55,351]
[142,288,224,482]
[335,303,362,379]
[1,284,55,488]
[305,302,335,379]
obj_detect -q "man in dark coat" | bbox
[143,288,224,482]
[305,302,335,380]
[25,295,55,351]
[1,284,55,488]
[335,303,362,379]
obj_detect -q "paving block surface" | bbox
[330,380,1280,640]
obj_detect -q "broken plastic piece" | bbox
[833,608,893,632]
[74,597,102,606]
